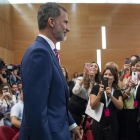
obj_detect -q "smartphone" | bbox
[132,72,138,85]
[102,77,108,89]
[3,88,8,92]
[125,58,131,64]
[85,63,90,74]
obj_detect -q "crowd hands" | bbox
[0,58,23,132]
[62,54,140,140]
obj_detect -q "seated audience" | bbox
[11,89,23,129]
[0,83,15,127]
[68,62,101,125]
[90,67,123,140]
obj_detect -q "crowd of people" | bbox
[0,58,23,130]
[0,1,140,139]
[0,54,140,140]
[61,55,140,140]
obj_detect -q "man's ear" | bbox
[48,17,55,28]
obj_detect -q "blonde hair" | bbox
[105,62,119,73]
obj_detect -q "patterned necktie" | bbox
[54,48,60,64]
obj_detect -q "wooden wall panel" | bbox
[12,3,140,78]
[101,49,140,71]
[0,0,11,25]
[0,46,14,64]
[0,0,14,65]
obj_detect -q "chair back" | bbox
[12,132,19,140]
[0,125,16,140]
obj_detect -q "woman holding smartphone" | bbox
[68,62,101,125]
[120,58,140,140]
[0,83,15,127]
[90,67,123,140]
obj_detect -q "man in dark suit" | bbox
[19,2,83,140]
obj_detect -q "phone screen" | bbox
[125,58,130,64]
[132,72,138,85]
[3,88,8,92]
[85,63,90,74]
[102,77,108,89]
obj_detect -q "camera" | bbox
[0,58,6,70]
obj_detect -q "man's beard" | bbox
[52,22,66,42]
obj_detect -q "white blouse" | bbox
[72,78,78,84]
[0,98,15,119]
[72,77,92,101]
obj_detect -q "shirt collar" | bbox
[38,34,55,51]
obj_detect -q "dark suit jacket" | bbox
[19,36,75,140]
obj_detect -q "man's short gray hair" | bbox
[37,2,67,30]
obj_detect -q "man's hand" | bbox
[72,126,83,140]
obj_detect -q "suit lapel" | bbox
[36,36,69,96]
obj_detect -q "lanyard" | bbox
[134,80,140,100]
[104,88,114,108]
[4,98,10,110]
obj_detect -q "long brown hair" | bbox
[83,62,101,89]
[73,72,79,78]
[0,83,12,98]
[61,65,69,82]
[130,58,140,75]
[102,67,119,90]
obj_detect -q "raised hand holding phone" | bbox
[98,81,104,96]
[132,72,138,85]
[3,88,8,93]
[125,58,131,64]
[102,77,108,90]
[4,92,12,100]
[84,63,90,75]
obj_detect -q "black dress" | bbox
[68,94,87,125]
[91,85,122,140]
[67,81,75,98]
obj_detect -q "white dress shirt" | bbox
[10,100,24,122]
